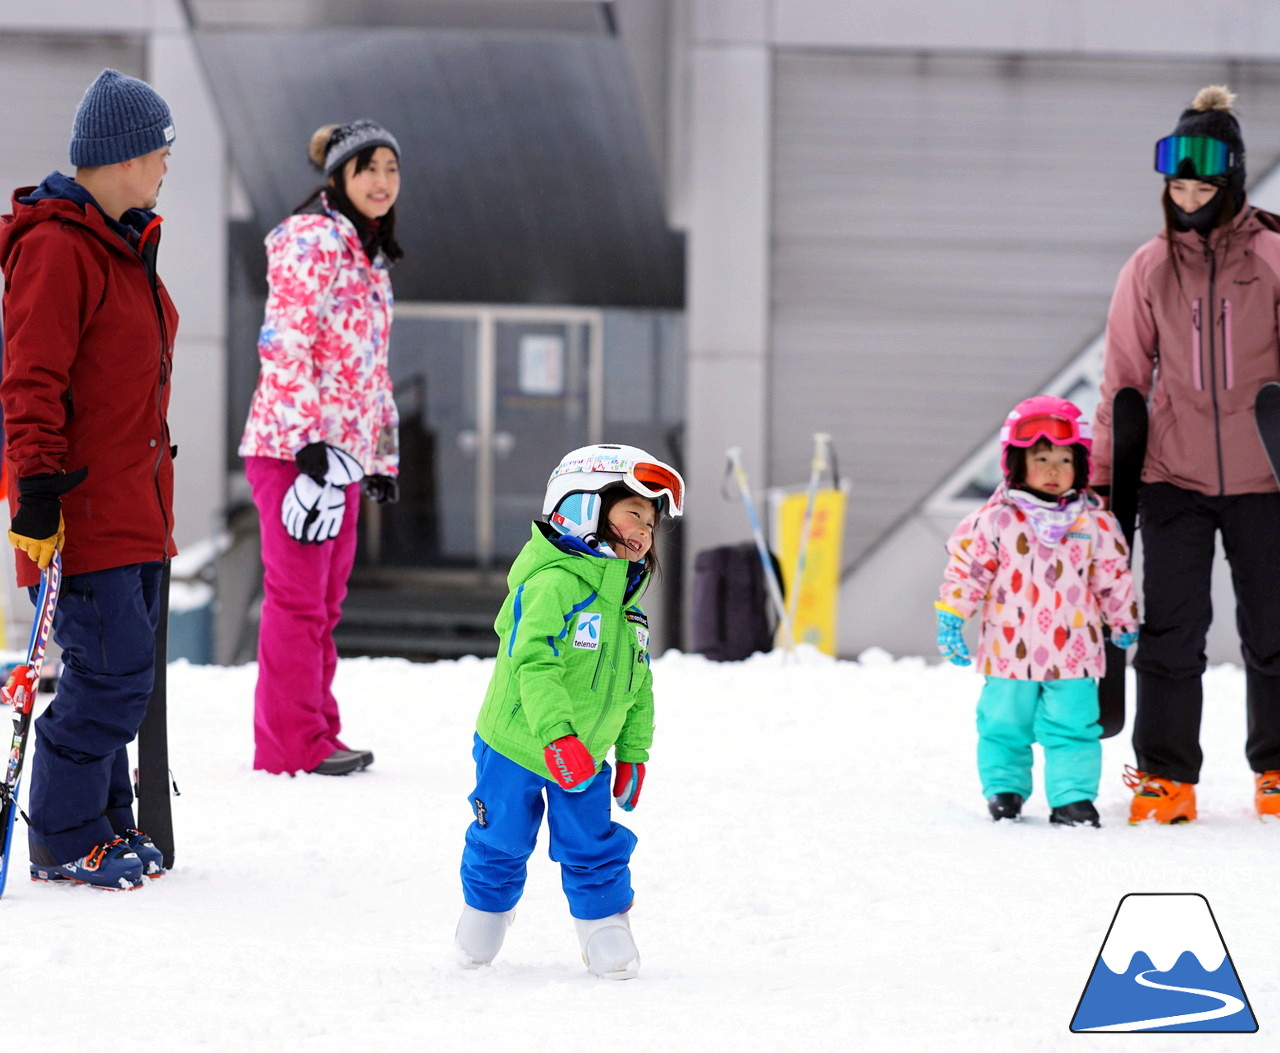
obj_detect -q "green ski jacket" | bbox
[475,523,655,778]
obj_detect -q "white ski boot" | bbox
[574,912,640,980]
[455,905,516,968]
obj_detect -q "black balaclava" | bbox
[1171,188,1226,235]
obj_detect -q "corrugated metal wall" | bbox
[769,51,1280,568]
[0,34,145,198]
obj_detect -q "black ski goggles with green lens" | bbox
[1154,135,1237,179]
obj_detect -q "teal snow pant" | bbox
[976,676,1101,807]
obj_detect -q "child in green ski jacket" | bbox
[455,443,684,980]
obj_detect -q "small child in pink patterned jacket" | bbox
[935,396,1139,827]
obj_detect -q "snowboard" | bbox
[135,560,175,869]
[1098,387,1148,739]
[1255,381,1280,483]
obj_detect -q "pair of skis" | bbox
[1099,381,1280,739]
[0,552,62,898]
[0,557,175,898]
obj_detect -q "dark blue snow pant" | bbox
[27,562,164,864]
[461,734,637,921]
[1134,483,1280,782]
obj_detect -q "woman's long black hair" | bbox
[295,144,404,265]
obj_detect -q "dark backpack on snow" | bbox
[690,542,782,662]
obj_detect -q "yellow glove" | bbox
[8,513,65,569]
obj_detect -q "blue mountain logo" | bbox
[1070,893,1258,1033]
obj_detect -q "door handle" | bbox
[458,430,478,456]
[494,431,516,458]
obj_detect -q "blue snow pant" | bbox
[27,562,164,864]
[460,734,636,921]
[976,676,1101,808]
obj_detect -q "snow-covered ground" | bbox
[3,649,1275,1051]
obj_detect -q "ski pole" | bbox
[726,447,794,651]
[785,433,832,644]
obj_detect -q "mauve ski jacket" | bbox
[1093,205,1280,496]
[0,178,179,588]
[938,487,1138,680]
[475,523,655,779]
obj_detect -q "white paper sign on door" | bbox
[518,335,565,396]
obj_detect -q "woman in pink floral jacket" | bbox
[239,120,402,776]
[935,397,1138,826]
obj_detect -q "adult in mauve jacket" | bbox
[238,120,402,777]
[1093,85,1280,823]
[0,69,178,887]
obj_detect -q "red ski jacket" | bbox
[0,182,179,587]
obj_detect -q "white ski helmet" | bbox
[542,443,685,541]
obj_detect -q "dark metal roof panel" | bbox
[195,28,683,307]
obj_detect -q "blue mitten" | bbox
[935,608,972,667]
[1110,629,1139,649]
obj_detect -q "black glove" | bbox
[11,467,89,539]
[295,443,363,488]
[295,442,329,485]
[362,475,400,505]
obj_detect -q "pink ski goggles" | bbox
[1001,412,1091,449]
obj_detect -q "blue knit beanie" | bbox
[70,69,175,167]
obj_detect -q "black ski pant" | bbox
[1132,483,1280,783]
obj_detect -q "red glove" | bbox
[544,735,597,792]
[612,762,645,811]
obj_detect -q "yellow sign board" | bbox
[773,486,848,655]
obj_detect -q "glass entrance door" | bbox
[373,306,602,572]
[490,318,599,561]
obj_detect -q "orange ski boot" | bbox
[1123,765,1197,824]
[1255,771,1280,820]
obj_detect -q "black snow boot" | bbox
[1049,800,1101,827]
[987,793,1023,821]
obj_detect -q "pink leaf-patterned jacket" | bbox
[938,487,1139,680]
[238,199,398,476]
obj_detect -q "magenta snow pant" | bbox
[245,456,360,774]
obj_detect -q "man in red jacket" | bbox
[0,69,179,890]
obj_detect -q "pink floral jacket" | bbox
[238,200,398,476]
[938,488,1138,680]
